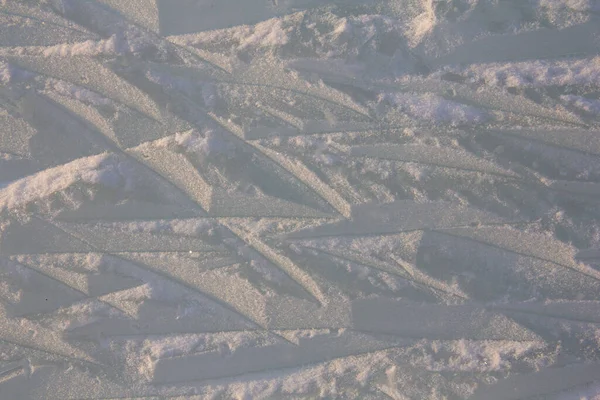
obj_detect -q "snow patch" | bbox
[383,92,488,125]
[561,94,600,115]
[441,57,600,88]
[537,0,600,11]
[171,16,293,52]
[42,35,121,57]
[153,129,235,158]
[0,154,126,212]
[45,78,113,106]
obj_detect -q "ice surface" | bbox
[2,0,600,398]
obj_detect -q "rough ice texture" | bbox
[2,0,600,399]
